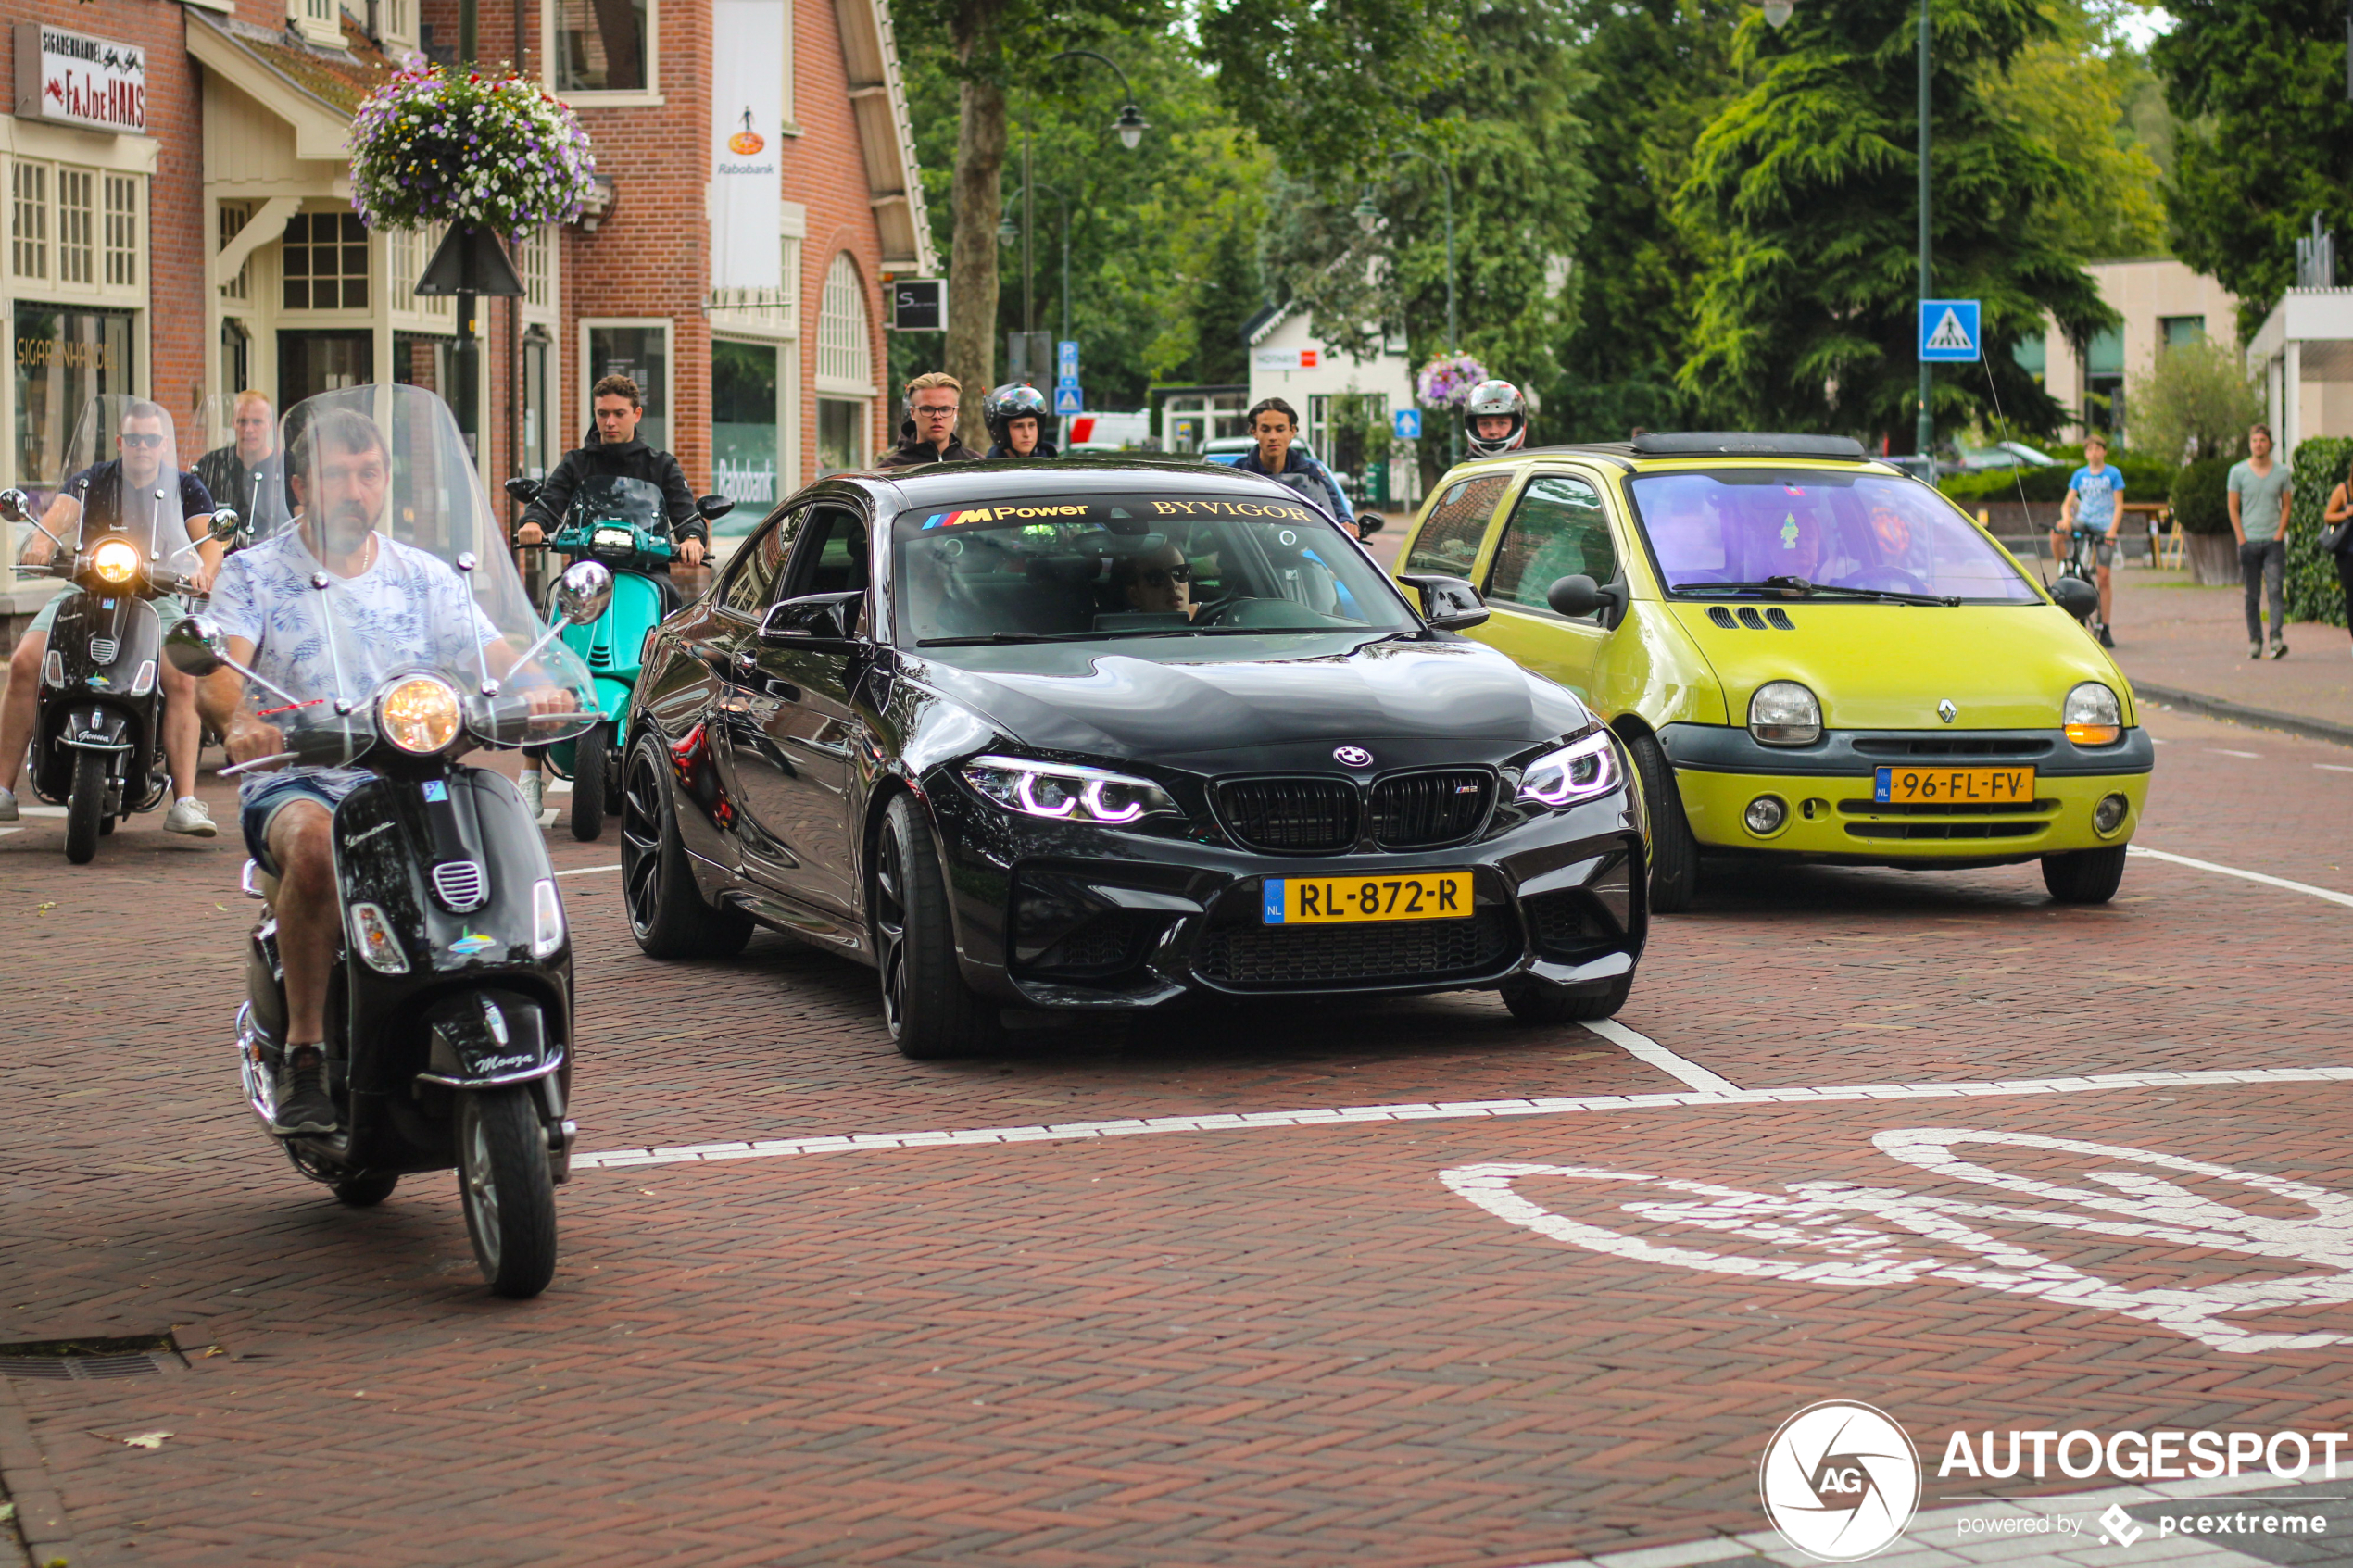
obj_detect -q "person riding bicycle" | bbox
[2052,432,2121,647]
[1464,379,1529,458]
[984,383,1057,459]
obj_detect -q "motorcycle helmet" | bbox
[984,383,1051,449]
[1463,379,1528,458]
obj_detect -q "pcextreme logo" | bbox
[1758,1401,1923,1562]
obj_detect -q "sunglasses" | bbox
[119,432,167,449]
[1139,563,1192,586]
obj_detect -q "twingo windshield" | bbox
[1628,468,2040,603]
[893,493,1417,646]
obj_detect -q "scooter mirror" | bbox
[208,508,241,542]
[696,494,736,521]
[165,615,229,677]
[505,476,542,504]
[0,487,30,524]
[552,558,614,625]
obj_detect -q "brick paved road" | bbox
[0,706,2347,1567]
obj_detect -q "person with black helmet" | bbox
[984,383,1057,458]
[1464,379,1529,458]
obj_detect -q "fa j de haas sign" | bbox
[14,25,147,135]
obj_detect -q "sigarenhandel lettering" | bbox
[1939,1427,2352,1482]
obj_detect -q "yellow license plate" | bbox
[1871,766,2036,805]
[1262,872,1474,924]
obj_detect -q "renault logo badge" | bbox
[1334,746,1374,768]
[1937,699,1957,724]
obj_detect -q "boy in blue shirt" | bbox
[2052,432,2123,646]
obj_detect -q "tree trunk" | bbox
[946,61,1006,455]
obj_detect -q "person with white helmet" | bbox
[983,383,1057,459]
[1464,379,1529,458]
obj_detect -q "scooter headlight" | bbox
[378,674,462,754]
[91,538,139,583]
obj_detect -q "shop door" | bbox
[278,332,374,407]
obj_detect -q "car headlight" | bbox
[91,538,139,583]
[1749,681,1823,746]
[1517,730,1621,808]
[378,673,462,754]
[2064,681,2122,746]
[962,754,1177,824]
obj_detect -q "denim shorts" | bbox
[240,772,359,874]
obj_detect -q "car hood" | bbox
[910,636,1592,770]
[1666,600,2136,729]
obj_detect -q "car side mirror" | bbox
[551,558,615,625]
[1546,572,1630,628]
[696,494,736,521]
[2048,576,2098,623]
[165,614,227,677]
[504,477,541,504]
[1398,572,1489,632]
[1354,513,1383,540]
[759,591,865,648]
[0,487,30,524]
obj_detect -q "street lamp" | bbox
[1352,193,1381,234]
[1114,103,1148,151]
[1761,0,1793,29]
[1049,50,1147,152]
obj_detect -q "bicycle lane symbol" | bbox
[1441,1129,2353,1356]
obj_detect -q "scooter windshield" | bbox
[213,385,600,766]
[191,392,294,547]
[571,475,667,533]
[47,395,208,583]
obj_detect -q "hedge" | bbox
[1939,450,2173,508]
[2171,458,2233,536]
[2288,436,2353,628]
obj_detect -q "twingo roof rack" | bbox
[1629,432,1869,461]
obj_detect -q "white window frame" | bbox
[543,0,664,107]
[287,0,343,49]
[579,316,673,448]
[814,251,874,396]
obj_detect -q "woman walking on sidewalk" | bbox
[2228,423,2295,659]
[2322,452,2353,657]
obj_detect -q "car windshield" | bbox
[892,492,1416,646]
[1628,469,2040,603]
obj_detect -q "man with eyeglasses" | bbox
[879,371,982,469]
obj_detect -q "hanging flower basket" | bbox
[1416,354,1490,410]
[348,64,598,233]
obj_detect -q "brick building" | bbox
[3,0,928,620]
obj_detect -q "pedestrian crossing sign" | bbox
[1919,299,1981,362]
[1052,385,1083,416]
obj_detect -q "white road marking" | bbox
[2130,845,2353,909]
[0,826,18,837]
[554,863,620,878]
[11,805,65,818]
[2318,763,2353,774]
[573,1066,2353,1172]
[2209,748,2262,759]
[1582,1018,1740,1093]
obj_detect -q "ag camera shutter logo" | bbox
[1759,1401,1922,1561]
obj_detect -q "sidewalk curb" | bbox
[2131,680,2353,750]
[0,1374,78,1568]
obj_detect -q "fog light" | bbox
[2094,793,2129,836]
[1743,795,1788,836]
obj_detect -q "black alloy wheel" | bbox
[873,794,1001,1059]
[64,750,107,864]
[2042,844,2127,904]
[570,721,608,842]
[620,732,751,959]
[457,1086,558,1299]
[1624,730,1698,914]
[1501,972,1635,1024]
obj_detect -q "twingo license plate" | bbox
[1872,765,2036,805]
[1262,872,1474,925]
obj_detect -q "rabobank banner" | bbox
[710,0,782,292]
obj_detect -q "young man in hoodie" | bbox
[879,372,984,468]
[1234,397,1354,525]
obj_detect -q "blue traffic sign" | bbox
[1052,384,1083,416]
[1919,299,1982,363]
[1057,340,1080,381]
[1393,408,1423,440]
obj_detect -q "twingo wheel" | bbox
[456,1086,557,1299]
[333,1172,399,1207]
[1501,972,1634,1024]
[873,793,1002,1060]
[1622,730,1698,914]
[2042,844,2128,904]
[64,749,107,864]
[569,721,608,842]
[620,731,752,959]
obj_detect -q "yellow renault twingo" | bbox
[1391,432,2150,911]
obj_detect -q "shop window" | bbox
[289,0,342,47]
[585,321,670,450]
[818,398,863,474]
[519,228,555,310]
[57,169,94,286]
[816,253,871,392]
[104,176,137,288]
[280,331,374,406]
[283,212,370,310]
[12,162,49,282]
[554,0,648,93]
[712,339,780,512]
[522,327,554,480]
[12,304,134,483]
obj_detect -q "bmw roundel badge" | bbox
[1334,746,1374,768]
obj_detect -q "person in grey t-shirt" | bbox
[2227,423,2295,659]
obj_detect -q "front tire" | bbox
[1624,730,1698,914]
[570,722,608,842]
[620,732,752,959]
[1502,972,1634,1024]
[65,749,107,864]
[457,1087,557,1299]
[873,794,1001,1059]
[2042,845,2127,904]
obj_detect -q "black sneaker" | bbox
[2097,624,2116,648]
[271,1047,338,1136]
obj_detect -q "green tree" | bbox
[2154,0,2353,342]
[1993,6,2168,260]
[2125,337,2260,464]
[1675,0,2114,444]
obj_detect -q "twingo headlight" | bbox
[378,673,462,754]
[2063,681,2123,746]
[1517,730,1622,809]
[962,755,1176,825]
[91,538,139,584]
[1748,680,1823,746]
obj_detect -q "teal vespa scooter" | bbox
[506,474,733,840]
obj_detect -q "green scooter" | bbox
[506,475,732,840]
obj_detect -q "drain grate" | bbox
[0,1334,182,1382]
